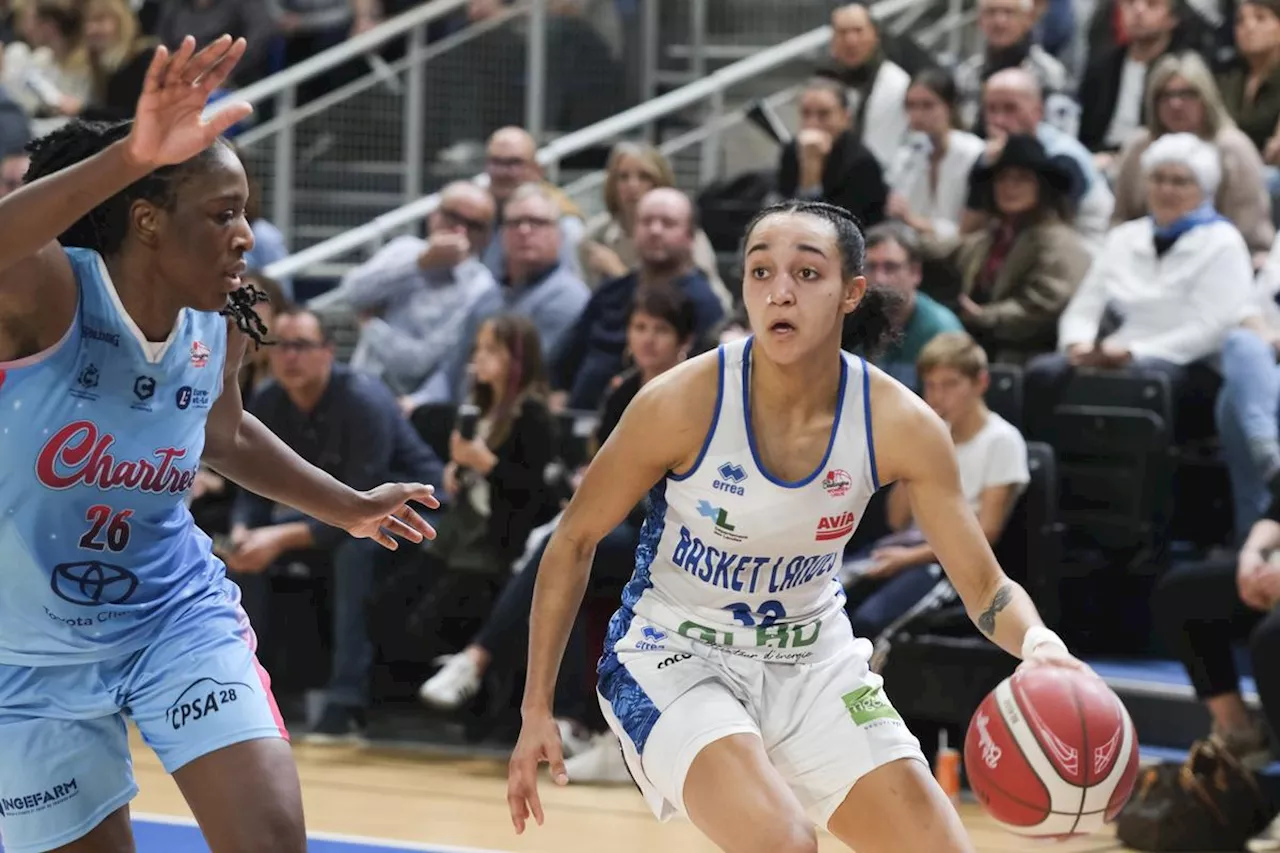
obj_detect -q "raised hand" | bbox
[342,482,440,550]
[125,35,254,170]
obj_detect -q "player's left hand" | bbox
[342,483,440,550]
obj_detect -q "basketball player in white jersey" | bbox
[507,201,1093,852]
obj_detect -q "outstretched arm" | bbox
[203,325,438,549]
[872,376,1075,664]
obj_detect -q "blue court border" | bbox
[0,813,513,853]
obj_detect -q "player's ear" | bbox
[843,274,866,314]
[130,199,163,249]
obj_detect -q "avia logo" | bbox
[815,512,856,541]
[822,469,853,498]
[712,461,748,496]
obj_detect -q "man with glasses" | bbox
[480,126,585,279]
[856,223,962,388]
[225,307,444,743]
[333,181,498,412]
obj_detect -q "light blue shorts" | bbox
[0,578,288,853]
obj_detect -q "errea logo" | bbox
[713,461,747,496]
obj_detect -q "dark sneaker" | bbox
[302,704,368,746]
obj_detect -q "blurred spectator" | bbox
[3,0,91,137]
[433,314,557,578]
[778,76,887,229]
[954,0,1075,135]
[542,0,627,134]
[416,182,591,406]
[1076,0,1184,168]
[578,141,729,308]
[822,2,910,167]
[271,0,382,104]
[337,181,498,406]
[931,135,1091,365]
[1151,512,1280,852]
[857,222,962,387]
[884,67,986,239]
[75,0,155,122]
[1218,0,1280,163]
[1033,0,1078,58]
[156,0,277,87]
[0,86,31,202]
[1217,238,1280,539]
[553,188,722,411]
[1111,52,1276,255]
[965,68,1115,247]
[480,126,585,280]
[1031,133,1254,422]
[420,287,697,783]
[226,307,444,742]
[237,148,293,301]
[844,332,1029,647]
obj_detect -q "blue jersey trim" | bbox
[597,480,667,753]
[742,337,848,489]
[860,356,880,491]
[669,345,724,482]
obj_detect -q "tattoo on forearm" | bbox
[978,583,1014,636]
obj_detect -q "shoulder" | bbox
[517,393,553,424]
[1200,219,1252,254]
[549,266,591,299]
[1032,216,1089,248]
[621,346,723,451]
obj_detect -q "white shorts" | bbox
[597,614,927,828]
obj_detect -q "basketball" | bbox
[964,666,1141,839]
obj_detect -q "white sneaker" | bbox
[557,719,592,760]
[417,653,481,710]
[563,732,633,785]
[1248,814,1280,853]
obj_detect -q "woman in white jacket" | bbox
[1025,132,1255,432]
[884,67,986,240]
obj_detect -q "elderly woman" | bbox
[1027,133,1256,430]
[884,66,987,240]
[577,141,729,308]
[1112,51,1275,256]
[922,133,1092,365]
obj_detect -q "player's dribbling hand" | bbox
[342,483,440,550]
[1017,642,1098,680]
[507,713,568,834]
[125,34,253,170]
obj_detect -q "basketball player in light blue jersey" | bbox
[0,37,439,853]
[508,201,1102,852]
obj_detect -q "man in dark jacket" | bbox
[778,76,888,230]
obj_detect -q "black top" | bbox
[477,395,558,562]
[233,363,444,547]
[777,129,887,229]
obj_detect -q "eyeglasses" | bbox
[487,155,530,171]
[865,261,906,275]
[438,206,489,232]
[504,216,556,231]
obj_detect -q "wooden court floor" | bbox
[128,731,1124,852]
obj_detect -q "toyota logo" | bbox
[50,561,139,606]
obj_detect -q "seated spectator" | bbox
[480,126,585,279]
[929,134,1091,365]
[0,88,31,202]
[419,286,698,783]
[553,187,723,411]
[578,141,729,307]
[1217,0,1280,161]
[1151,509,1280,849]
[3,0,92,137]
[857,222,962,386]
[1031,133,1254,421]
[1076,0,1184,169]
[964,68,1114,247]
[336,181,498,402]
[954,0,1075,136]
[884,67,986,240]
[155,0,276,86]
[844,332,1029,645]
[225,307,444,742]
[413,182,591,406]
[822,2,911,167]
[778,76,887,229]
[75,0,156,122]
[1111,52,1276,256]
[431,314,557,578]
[1217,238,1280,539]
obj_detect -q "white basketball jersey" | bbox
[611,337,881,664]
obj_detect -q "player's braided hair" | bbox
[742,200,903,357]
[25,119,270,346]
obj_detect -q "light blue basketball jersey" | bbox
[0,247,229,666]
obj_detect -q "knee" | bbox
[240,806,306,853]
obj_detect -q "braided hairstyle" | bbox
[25,119,270,346]
[742,200,902,357]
